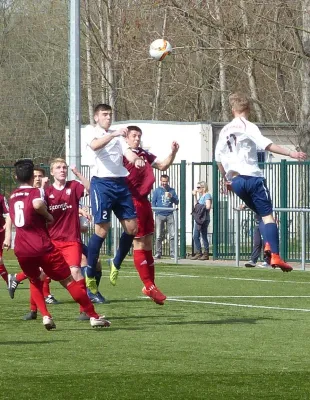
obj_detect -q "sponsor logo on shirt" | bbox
[48,202,72,212]
[66,189,71,195]
[49,194,55,198]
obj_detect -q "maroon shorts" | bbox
[133,197,154,238]
[17,247,71,282]
[52,240,82,267]
[0,230,4,257]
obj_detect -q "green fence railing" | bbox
[1,160,310,263]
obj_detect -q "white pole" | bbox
[68,0,81,179]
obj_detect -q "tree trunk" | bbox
[152,8,167,120]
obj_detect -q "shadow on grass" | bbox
[163,317,273,326]
[0,340,69,345]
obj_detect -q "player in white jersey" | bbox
[215,92,307,272]
[83,103,145,296]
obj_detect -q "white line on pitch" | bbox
[169,295,310,298]
[167,298,310,312]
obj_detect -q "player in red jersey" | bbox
[108,126,179,305]
[0,193,9,285]
[4,159,110,330]
[8,167,59,322]
[44,158,106,311]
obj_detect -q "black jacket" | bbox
[191,203,209,231]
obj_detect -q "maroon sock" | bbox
[66,280,99,318]
[145,250,155,285]
[76,279,87,313]
[16,271,28,282]
[29,289,37,312]
[0,264,8,284]
[133,249,153,289]
[29,280,51,317]
[43,276,51,297]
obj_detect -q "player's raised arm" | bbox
[265,143,307,161]
[3,214,12,250]
[33,198,54,224]
[71,166,90,192]
[153,141,179,171]
[124,148,145,169]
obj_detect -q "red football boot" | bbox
[271,254,293,272]
[142,285,166,305]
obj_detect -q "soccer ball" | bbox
[149,39,172,61]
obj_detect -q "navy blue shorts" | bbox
[82,243,88,257]
[231,175,273,217]
[90,177,137,224]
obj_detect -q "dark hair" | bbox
[14,159,34,183]
[34,166,46,177]
[161,174,169,181]
[127,125,142,134]
[94,104,112,114]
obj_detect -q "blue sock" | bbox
[264,223,279,254]
[87,234,105,277]
[81,266,87,277]
[95,270,102,287]
[113,232,134,269]
[258,219,266,244]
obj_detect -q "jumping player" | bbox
[109,126,179,305]
[215,92,307,271]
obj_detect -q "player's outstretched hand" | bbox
[171,141,180,153]
[3,238,11,251]
[41,177,50,188]
[70,165,79,175]
[290,151,307,161]
[134,158,145,169]
[113,127,128,138]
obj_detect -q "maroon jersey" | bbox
[45,180,85,242]
[124,147,157,199]
[9,186,53,257]
[0,193,8,232]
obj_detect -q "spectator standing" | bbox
[152,174,179,259]
[190,181,212,260]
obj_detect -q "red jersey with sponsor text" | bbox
[0,193,8,232]
[45,180,85,242]
[9,186,54,257]
[123,148,156,199]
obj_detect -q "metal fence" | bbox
[2,160,310,263]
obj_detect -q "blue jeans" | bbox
[193,220,210,253]
[155,213,175,257]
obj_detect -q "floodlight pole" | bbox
[68,0,81,179]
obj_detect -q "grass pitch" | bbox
[1,255,310,400]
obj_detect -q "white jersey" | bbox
[84,124,130,178]
[215,117,272,181]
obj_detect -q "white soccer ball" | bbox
[149,39,172,61]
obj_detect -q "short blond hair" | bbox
[50,158,67,171]
[198,181,208,192]
[229,92,251,113]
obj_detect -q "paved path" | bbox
[154,257,309,271]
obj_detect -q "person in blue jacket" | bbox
[151,174,179,259]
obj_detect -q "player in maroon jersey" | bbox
[4,159,110,330]
[8,167,59,322]
[108,126,179,305]
[44,158,106,313]
[0,193,9,285]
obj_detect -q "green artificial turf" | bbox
[1,256,310,399]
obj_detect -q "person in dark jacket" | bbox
[190,181,212,260]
